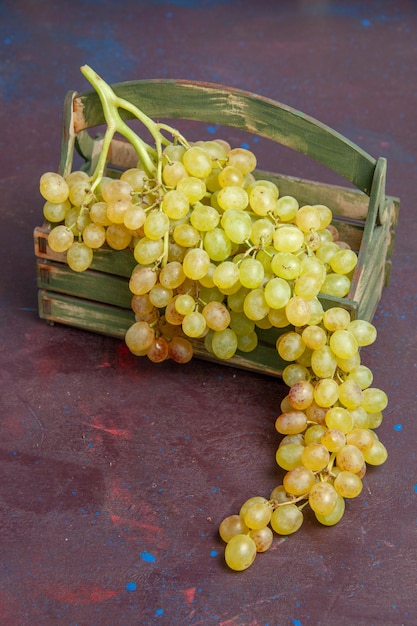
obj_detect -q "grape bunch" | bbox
[39,67,389,572]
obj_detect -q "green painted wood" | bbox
[37,260,132,308]
[71,80,377,194]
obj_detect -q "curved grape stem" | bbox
[80,65,190,195]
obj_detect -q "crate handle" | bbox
[59,80,379,196]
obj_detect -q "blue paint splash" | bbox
[140,551,156,563]
[393,423,403,431]
[125,581,137,591]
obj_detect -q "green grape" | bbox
[270,503,303,535]
[213,261,240,291]
[321,429,346,453]
[125,321,155,355]
[105,223,132,250]
[304,424,327,445]
[305,400,327,425]
[268,307,290,328]
[294,205,322,233]
[315,494,345,526]
[90,201,112,227]
[301,325,327,350]
[174,294,195,316]
[66,242,93,272]
[173,222,200,248]
[249,184,277,216]
[277,331,305,362]
[218,165,245,188]
[129,266,157,295]
[227,286,250,313]
[347,365,373,390]
[336,352,361,374]
[65,207,90,236]
[202,301,231,331]
[204,228,232,262]
[336,445,365,473]
[282,363,310,387]
[162,160,187,187]
[219,515,249,543]
[322,307,351,332]
[307,297,324,325]
[243,502,272,530]
[349,407,369,428]
[48,225,74,252]
[315,241,339,264]
[237,331,258,352]
[82,223,106,249]
[337,379,363,410]
[211,328,238,359]
[182,311,207,338]
[65,170,89,186]
[320,273,351,298]
[333,470,363,498]
[249,526,273,553]
[367,411,383,429]
[43,199,71,223]
[123,204,146,230]
[149,283,173,308]
[325,407,354,434]
[274,195,299,222]
[239,496,268,518]
[285,296,311,327]
[159,261,186,290]
[182,248,211,280]
[163,143,186,162]
[275,411,308,435]
[308,482,338,515]
[264,277,291,309]
[182,146,213,178]
[273,225,304,253]
[283,466,315,496]
[288,380,314,411]
[250,218,274,246]
[300,256,326,282]
[270,484,293,504]
[144,210,170,240]
[224,534,257,571]
[229,310,255,336]
[227,147,257,174]
[293,273,322,299]
[176,176,206,203]
[330,249,358,274]
[134,237,164,265]
[362,439,388,465]
[313,378,339,408]
[120,167,147,191]
[40,172,69,203]
[345,428,375,452]
[221,209,252,244]
[301,443,330,472]
[348,319,377,347]
[361,387,388,412]
[101,179,133,203]
[190,204,220,231]
[107,198,132,224]
[276,443,304,470]
[161,189,190,220]
[217,185,249,211]
[243,288,270,321]
[203,139,229,161]
[238,257,265,289]
[315,204,333,229]
[131,293,154,317]
[309,345,338,379]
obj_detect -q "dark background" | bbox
[1,1,416,625]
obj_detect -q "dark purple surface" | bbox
[1,1,416,624]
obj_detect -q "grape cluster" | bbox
[39,67,389,573]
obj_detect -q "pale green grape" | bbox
[249,526,273,552]
[176,176,206,203]
[107,198,132,224]
[43,199,71,223]
[322,307,351,331]
[129,266,157,295]
[211,328,238,359]
[66,242,93,272]
[204,228,232,261]
[229,310,255,337]
[224,534,257,571]
[182,248,211,280]
[239,496,268,518]
[301,443,330,472]
[293,273,322,298]
[218,165,245,188]
[295,205,322,233]
[304,424,327,445]
[275,411,308,435]
[348,319,377,347]
[182,146,213,178]
[105,223,132,250]
[334,471,363,498]
[282,363,310,387]
[270,504,303,535]
[123,204,146,230]
[82,223,106,249]
[273,225,304,253]
[329,329,358,359]
[315,494,345,526]
[271,252,301,280]
[337,379,363,410]
[120,167,147,191]
[173,222,200,248]
[301,325,327,350]
[274,195,299,221]
[40,172,69,203]
[239,257,265,289]
[202,301,231,331]
[101,179,132,203]
[325,407,354,434]
[336,445,365,473]
[227,147,257,174]
[249,184,277,216]
[276,443,304,470]
[90,201,112,227]
[134,237,164,264]
[285,296,311,326]
[219,515,249,543]
[125,321,155,355]
[144,211,170,240]
[221,209,252,244]
[237,331,258,352]
[243,502,272,530]
[283,466,316,496]
[308,481,338,515]
[250,218,274,246]
[361,388,388,413]
[347,365,373,390]
[162,189,190,220]
[346,428,375,452]
[243,288,270,321]
[48,225,74,252]
[159,261,186,289]
[362,439,388,465]
[182,311,207,338]
[217,185,249,211]
[321,429,346,453]
[320,273,351,298]
[330,249,358,274]
[264,277,291,309]
[277,331,305,361]
[313,378,339,408]
[190,204,220,231]
[288,380,314,411]
[149,283,173,308]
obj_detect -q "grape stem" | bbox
[79,65,189,194]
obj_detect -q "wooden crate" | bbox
[34,80,399,377]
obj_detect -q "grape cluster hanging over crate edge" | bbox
[39,66,388,572]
